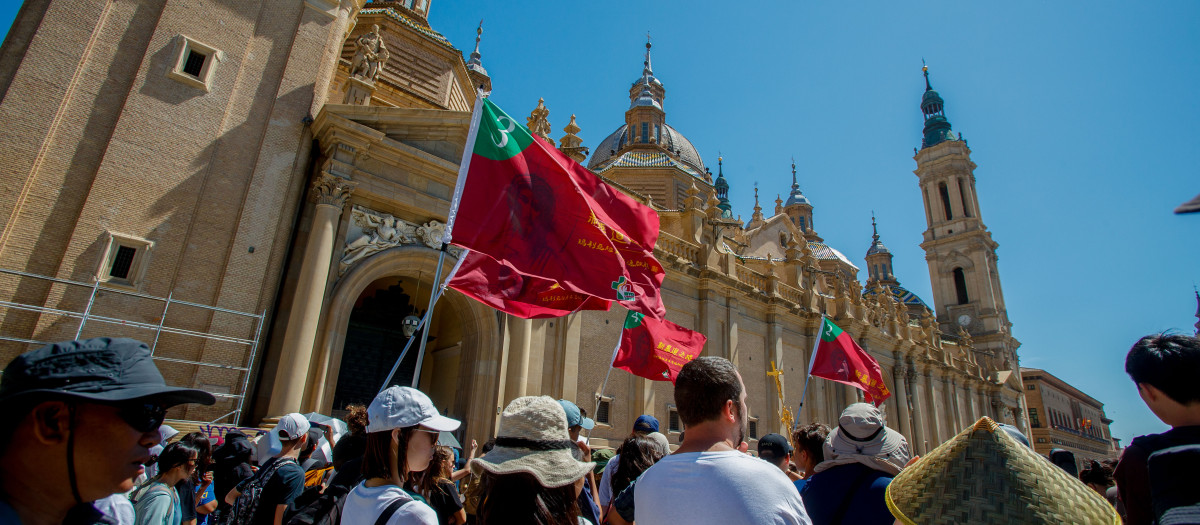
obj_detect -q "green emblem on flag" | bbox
[612,276,635,302]
[473,99,535,161]
[820,318,844,342]
[624,310,645,329]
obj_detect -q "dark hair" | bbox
[1079,460,1113,487]
[409,445,453,499]
[344,404,369,436]
[180,432,213,473]
[157,440,200,478]
[612,435,665,498]
[792,423,830,466]
[475,471,579,525]
[362,428,416,480]
[674,356,742,426]
[1126,334,1200,405]
[481,438,496,455]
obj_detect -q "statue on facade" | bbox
[527,98,552,142]
[350,24,389,82]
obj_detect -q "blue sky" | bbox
[3,2,1196,445]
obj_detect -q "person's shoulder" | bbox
[389,498,438,525]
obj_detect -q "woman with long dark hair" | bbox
[471,396,596,525]
[604,433,669,525]
[341,386,460,524]
[132,440,201,525]
[177,432,216,525]
[407,445,466,525]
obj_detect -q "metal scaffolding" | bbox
[0,268,265,424]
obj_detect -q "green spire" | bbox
[920,62,956,149]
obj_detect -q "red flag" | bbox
[448,251,611,319]
[613,311,707,384]
[809,317,891,404]
[449,99,666,318]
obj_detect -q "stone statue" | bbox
[527,98,552,142]
[349,24,389,82]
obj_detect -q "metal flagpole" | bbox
[378,88,485,392]
[796,315,824,419]
[379,248,471,393]
[586,323,625,439]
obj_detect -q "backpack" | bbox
[224,457,297,525]
[1141,431,1200,525]
[285,483,413,525]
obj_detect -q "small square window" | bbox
[167,35,222,92]
[667,405,681,433]
[98,233,153,289]
[595,396,612,426]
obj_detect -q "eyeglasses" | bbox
[116,402,167,433]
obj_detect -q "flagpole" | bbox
[796,315,824,421]
[382,89,485,392]
[586,322,626,439]
[379,248,471,393]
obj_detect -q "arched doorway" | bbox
[310,245,503,445]
[330,275,465,413]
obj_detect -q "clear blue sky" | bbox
[3,2,1196,445]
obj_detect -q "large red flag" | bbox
[809,317,891,404]
[448,251,611,319]
[613,311,707,384]
[449,98,666,318]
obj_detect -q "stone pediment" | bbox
[742,213,803,260]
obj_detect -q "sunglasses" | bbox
[116,402,168,433]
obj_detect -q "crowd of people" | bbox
[0,333,1197,524]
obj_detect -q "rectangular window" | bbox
[182,50,206,77]
[98,233,153,289]
[641,122,648,143]
[108,246,137,279]
[667,406,681,433]
[595,396,612,426]
[748,418,758,440]
[1028,408,1040,428]
[1026,384,1035,390]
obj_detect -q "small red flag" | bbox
[450,99,666,319]
[613,311,706,384]
[809,317,891,405]
[448,251,611,319]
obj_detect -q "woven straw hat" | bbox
[885,417,1120,525]
[470,396,595,488]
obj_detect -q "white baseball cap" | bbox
[266,413,311,456]
[367,386,460,433]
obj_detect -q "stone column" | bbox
[559,313,582,402]
[924,366,943,444]
[891,354,912,442]
[502,316,532,405]
[946,375,962,434]
[267,173,353,416]
[963,380,977,423]
[908,361,928,455]
[766,314,784,432]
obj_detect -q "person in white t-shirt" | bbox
[341,386,461,525]
[633,357,811,525]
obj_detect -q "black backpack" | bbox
[224,457,296,525]
[1140,430,1200,525]
[284,483,351,525]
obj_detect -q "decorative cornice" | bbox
[311,172,356,208]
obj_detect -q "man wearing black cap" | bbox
[0,337,216,525]
[757,433,801,483]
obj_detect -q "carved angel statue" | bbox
[350,24,389,82]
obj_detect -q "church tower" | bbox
[782,160,819,241]
[914,66,1019,370]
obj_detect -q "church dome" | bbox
[866,237,889,256]
[587,123,707,174]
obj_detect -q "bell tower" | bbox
[914,65,1019,371]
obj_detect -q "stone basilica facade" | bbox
[0,0,1025,453]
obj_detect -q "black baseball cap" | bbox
[757,433,792,461]
[0,337,216,407]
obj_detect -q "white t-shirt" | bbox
[93,493,135,525]
[598,453,620,507]
[634,450,811,525]
[341,482,439,525]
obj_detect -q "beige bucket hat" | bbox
[885,417,1120,525]
[470,396,596,488]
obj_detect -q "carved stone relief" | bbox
[339,205,463,275]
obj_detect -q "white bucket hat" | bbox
[367,386,460,433]
[470,396,596,488]
[813,402,911,476]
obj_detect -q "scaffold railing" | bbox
[0,267,265,424]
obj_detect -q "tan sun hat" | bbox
[885,417,1120,525]
[470,396,595,488]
